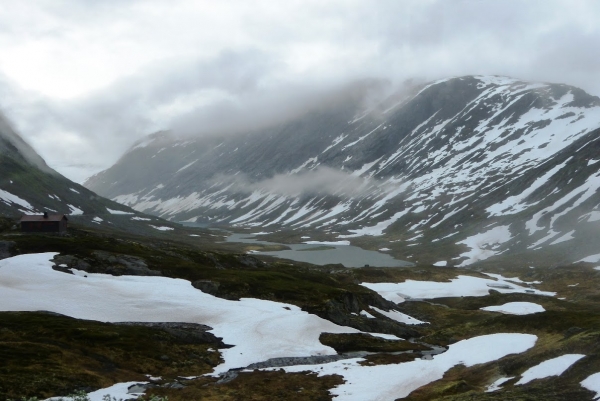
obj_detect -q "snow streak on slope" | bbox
[0,188,36,212]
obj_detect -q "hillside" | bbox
[86,76,600,267]
[2,217,600,400]
[0,114,208,238]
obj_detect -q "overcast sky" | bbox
[1,0,599,183]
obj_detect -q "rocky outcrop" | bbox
[192,280,220,296]
[52,252,161,276]
[115,321,231,348]
[305,291,422,339]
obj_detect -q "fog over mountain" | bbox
[86,75,600,267]
[1,1,600,182]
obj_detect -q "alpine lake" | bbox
[224,232,413,268]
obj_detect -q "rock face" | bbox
[192,280,220,296]
[52,252,162,276]
[86,76,600,266]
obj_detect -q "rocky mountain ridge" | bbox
[85,75,600,266]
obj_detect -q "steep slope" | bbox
[0,113,169,234]
[86,76,600,266]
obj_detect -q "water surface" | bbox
[226,233,413,268]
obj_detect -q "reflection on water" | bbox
[226,233,413,268]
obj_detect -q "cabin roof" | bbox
[20,214,68,222]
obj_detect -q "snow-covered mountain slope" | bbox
[0,114,142,222]
[86,76,600,266]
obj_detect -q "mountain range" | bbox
[85,75,600,267]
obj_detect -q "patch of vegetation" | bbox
[297,246,336,252]
[358,352,421,366]
[0,217,14,232]
[146,370,344,401]
[0,312,221,400]
[353,265,472,284]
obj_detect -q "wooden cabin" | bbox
[20,212,68,233]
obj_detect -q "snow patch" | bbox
[456,225,512,266]
[481,302,545,315]
[516,354,585,385]
[0,189,34,211]
[149,225,174,231]
[46,381,147,401]
[339,210,410,238]
[578,253,600,263]
[581,372,600,400]
[361,275,555,302]
[67,204,83,215]
[303,240,350,246]
[549,230,575,245]
[486,376,515,392]
[107,208,134,215]
[587,211,600,222]
[370,306,427,325]
[176,160,197,173]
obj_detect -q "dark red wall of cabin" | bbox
[21,221,65,233]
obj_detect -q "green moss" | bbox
[147,370,344,401]
[0,312,221,400]
[297,246,336,252]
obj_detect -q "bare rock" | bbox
[192,280,220,296]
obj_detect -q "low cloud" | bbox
[216,166,386,197]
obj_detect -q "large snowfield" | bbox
[0,253,362,374]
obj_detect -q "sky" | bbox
[1,0,599,183]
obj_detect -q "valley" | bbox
[1,75,600,400]
[1,221,600,400]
